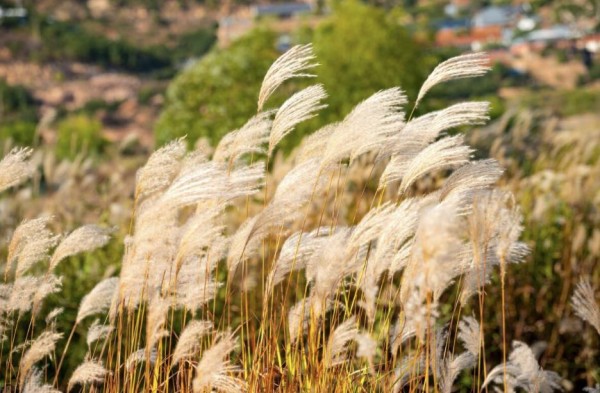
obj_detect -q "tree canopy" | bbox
[155,28,280,147]
[155,1,433,149]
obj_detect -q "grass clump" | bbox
[0,46,598,393]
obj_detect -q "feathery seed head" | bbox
[0,147,35,193]
[19,330,64,387]
[49,225,112,272]
[268,84,328,155]
[77,277,119,323]
[258,44,317,111]
[67,360,109,392]
[572,278,600,335]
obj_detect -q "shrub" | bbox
[55,114,106,160]
[0,120,37,146]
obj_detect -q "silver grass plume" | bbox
[349,202,396,249]
[397,135,473,194]
[267,227,332,294]
[399,201,470,340]
[19,330,64,387]
[439,317,481,393]
[7,276,39,314]
[45,307,64,325]
[375,198,420,277]
[172,320,213,366]
[571,278,600,335]
[439,159,503,205]
[324,316,359,368]
[482,341,562,393]
[258,44,317,111]
[495,196,529,267]
[268,84,327,155]
[392,354,424,393]
[461,191,528,302]
[146,295,170,353]
[193,332,246,393]
[87,319,113,347]
[287,299,307,343]
[31,274,63,317]
[323,88,406,166]
[77,277,119,323]
[49,225,112,272]
[22,368,61,393]
[390,313,417,356]
[213,112,273,163]
[458,316,481,357]
[305,228,361,315]
[67,360,108,392]
[228,158,332,275]
[355,332,377,374]
[0,147,34,193]
[5,216,56,278]
[12,222,60,279]
[296,122,337,163]
[126,347,157,369]
[174,206,226,275]
[584,385,600,393]
[440,352,477,393]
[136,138,186,200]
[171,256,222,312]
[351,202,408,322]
[415,52,490,108]
[381,101,489,165]
[160,162,264,208]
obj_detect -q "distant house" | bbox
[526,25,578,43]
[436,25,504,50]
[510,25,580,55]
[0,6,27,19]
[252,2,313,19]
[217,2,318,48]
[580,33,600,53]
[472,5,520,28]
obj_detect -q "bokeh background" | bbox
[1,0,599,388]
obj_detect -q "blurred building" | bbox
[217,1,318,48]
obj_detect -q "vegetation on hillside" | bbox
[1,45,599,393]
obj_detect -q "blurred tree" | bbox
[155,28,280,147]
[56,114,106,160]
[155,1,433,149]
[312,0,433,124]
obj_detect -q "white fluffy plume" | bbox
[258,44,317,111]
[415,52,490,107]
[268,84,327,155]
[572,278,600,335]
[67,360,109,392]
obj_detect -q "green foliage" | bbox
[11,17,216,75]
[48,238,123,386]
[171,23,218,63]
[520,88,600,117]
[33,20,172,73]
[55,114,106,160]
[312,0,432,123]
[155,2,433,149]
[0,120,37,146]
[0,79,37,120]
[155,28,280,147]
